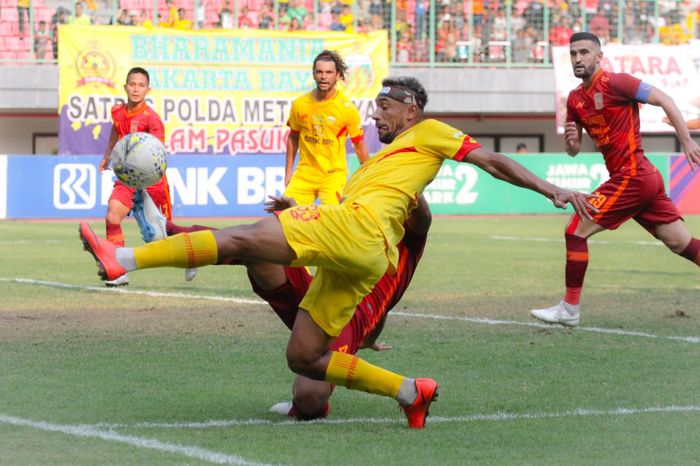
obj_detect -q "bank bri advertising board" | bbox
[2,153,699,219]
[57,25,388,155]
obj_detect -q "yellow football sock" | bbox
[134,231,218,269]
[325,351,403,398]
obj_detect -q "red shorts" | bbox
[590,170,682,233]
[109,176,173,220]
[249,266,366,355]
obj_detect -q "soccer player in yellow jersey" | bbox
[285,50,369,205]
[80,76,596,429]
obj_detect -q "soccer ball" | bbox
[111,132,167,189]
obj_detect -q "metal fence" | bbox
[3,0,699,65]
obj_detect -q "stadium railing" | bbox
[1,0,698,66]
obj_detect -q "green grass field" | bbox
[1,215,699,465]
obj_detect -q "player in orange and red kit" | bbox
[99,67,171,287]
[531,32,700,327]
[166,195,431,420]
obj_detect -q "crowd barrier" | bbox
[0,153,698,219]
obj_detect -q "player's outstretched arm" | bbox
[99,125,119,172]
[466,147,597,220]
[648,88,700,170]
[564,121,582,157]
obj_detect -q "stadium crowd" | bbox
[1,0,699,63]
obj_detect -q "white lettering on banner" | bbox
[545,163,608,192]
[197,167,227,205]
[166,167,228,206]
[424,164,479,205]
[237,167,285,205]
[53,163,96,209]
[101,171,115,205]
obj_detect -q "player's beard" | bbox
[573,62,596,79]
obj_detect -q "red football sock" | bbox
[105,222,125,247]
[680,238,700,266]
[564,233,588,305]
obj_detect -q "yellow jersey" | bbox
[344,118,481,269]
[287,89,364,175]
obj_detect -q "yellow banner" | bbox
[58,25,388,155]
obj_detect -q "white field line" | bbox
[0,414,273,466]
[89,405,700,430]
[392,311,700,344]
[0,278,267,305]
[3,277,699,344]
[491,235,663,246]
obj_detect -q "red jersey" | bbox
[566,70,655,177]
[111,103,165,142]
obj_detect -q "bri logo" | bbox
[53,163,97,209]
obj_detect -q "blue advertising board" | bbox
[4,155,287,219]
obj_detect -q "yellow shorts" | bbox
[277,203,389,336]
[284,169,347,205]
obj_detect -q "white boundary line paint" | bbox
[491,235,663,246]
[0,278,267,305]
[392,311,700,344]
[88,405,700,429]
[3,277,700,344]
[0,414,272,466]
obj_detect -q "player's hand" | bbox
[564,122,579,145]
[264,194,297,213]
[551,189,598,221]
[681,139,700,171]
[361,341,392,351]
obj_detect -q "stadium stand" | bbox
[0,0,698,64]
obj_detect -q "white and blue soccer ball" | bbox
[111,132,167,189]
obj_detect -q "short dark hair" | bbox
[516,142,527,151]
[570,32,601,47]
[380,76,428,110]
[126,66,150,85]
[313,50,348,80]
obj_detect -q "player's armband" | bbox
[635,82,652,103]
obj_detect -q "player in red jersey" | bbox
[531,32,700,327]
[99,67,172,287]
[164,195,430,420]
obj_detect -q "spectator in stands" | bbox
[195,0,206,29]
[18,0,30,37]
[258,3,274,29]
[397,31,412,63]
[550,15,574,46]
[512,27,534,63]
[218,0,234,29]
[239,5,256,28]
[288,0,309,27]
[279,4,292,30]
[339,5,353,32]
[523,0,544,29]
[516,142,528,154]
[70,2,92,25]
[164,0,178,27]
[589,7,611,43]
[51,7,69,59]
[330,12,345,31]
[414,0,428,40]
[289,16,303,31]
[173,8,193,29]
[34,21,51,60]
[115,9,131,25]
